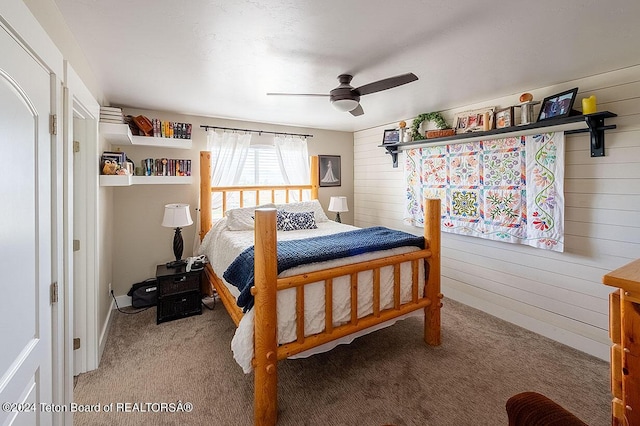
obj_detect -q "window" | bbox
[207,132,311,217]
[237,144,283,186]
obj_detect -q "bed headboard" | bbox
[199,152,319,240]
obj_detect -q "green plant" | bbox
[410,112,450,140]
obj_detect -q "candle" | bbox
[582,95,597,115]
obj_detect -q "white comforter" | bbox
[199,218,424,372]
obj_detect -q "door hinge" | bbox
[73,141,80,152]
[73,239,80,251]
[50,282,58,304]
[49,114,57,135]
[73,338,81,350]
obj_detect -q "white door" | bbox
[0,25,54,426]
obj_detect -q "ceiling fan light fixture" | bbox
[331,98,359,112]
[267,72,417,117]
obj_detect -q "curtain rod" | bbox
[200,125,313,138]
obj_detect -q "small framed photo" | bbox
[453,107,495,134]
[319,155,341,187]
[382,128,400,145]
[495,107,514,129]
[537,87,578,122]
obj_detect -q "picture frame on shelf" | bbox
[319,155,341,187]
[100,151,125,175]
[453,107,495,134]
[537,87,578,122]
[495,107,514,129]
[382,128,400,145]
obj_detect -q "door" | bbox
[0,25,54,426]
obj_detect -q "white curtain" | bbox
[193,130,251,253]
[275,135,310,202]
[208,129,252,186]
[275,135,309,184]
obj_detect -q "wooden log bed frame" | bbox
[199,151,443,426]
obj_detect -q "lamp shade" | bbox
[331,98,359,112]
[328,196,349,213]
[161,204,193,228]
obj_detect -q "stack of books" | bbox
[142,158,192,176]
[100,106,124,124]
[151,119,192,139]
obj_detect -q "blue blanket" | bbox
[223,226,425,311]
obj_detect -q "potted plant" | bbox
[410,112,455,140]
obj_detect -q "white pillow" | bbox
[275,199,329,223]
[225,203,276,230]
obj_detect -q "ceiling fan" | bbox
[267,72,418,116]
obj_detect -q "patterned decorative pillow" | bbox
[276,210,317,231]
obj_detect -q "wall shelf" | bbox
[99,175,192,187]
[99,122,192,149]
[100,122,132,145]
[130,135,192,149]
[99,175,133,186]
[380,111,617,167]
[132,176,192,185]
[99,122,194,186]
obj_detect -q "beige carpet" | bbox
[74,298,610,425]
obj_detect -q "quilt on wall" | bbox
[404,132,564,252]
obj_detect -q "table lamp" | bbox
[162,203,193,268]
[328,196,348,223]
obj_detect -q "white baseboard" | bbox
[98,294,133,364]
[98,298,116,363]
[444,284,610,361]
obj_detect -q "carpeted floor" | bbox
[73,298,610,426]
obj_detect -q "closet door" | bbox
[0,25,54,426]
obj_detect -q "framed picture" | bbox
[537,87,578,122]
[453,107,495,134]
[495,107,514,129]
[382,128,400,145]
[100,151,126,174]
[319,155,341,187]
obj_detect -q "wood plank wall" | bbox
[353,65,640,360]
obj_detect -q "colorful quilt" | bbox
[404,132,564,252]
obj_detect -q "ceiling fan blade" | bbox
[266,92,329,97]
[349,104,364,116]
[354,73,418,96]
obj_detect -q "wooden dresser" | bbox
[603,259,640,426]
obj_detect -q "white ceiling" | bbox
[53,0,640,132]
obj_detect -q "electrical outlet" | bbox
[108,282,112,296]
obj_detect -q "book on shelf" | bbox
[100,117,124,124]
[148,119,192,139]
[100,107,124,124]
[140,158,191,176]
[101,106,122,113]
[129,117,193,140]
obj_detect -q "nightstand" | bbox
[155,264,202,324]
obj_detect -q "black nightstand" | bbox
[155,264,202,324]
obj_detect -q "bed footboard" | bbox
[252,198,442,426]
